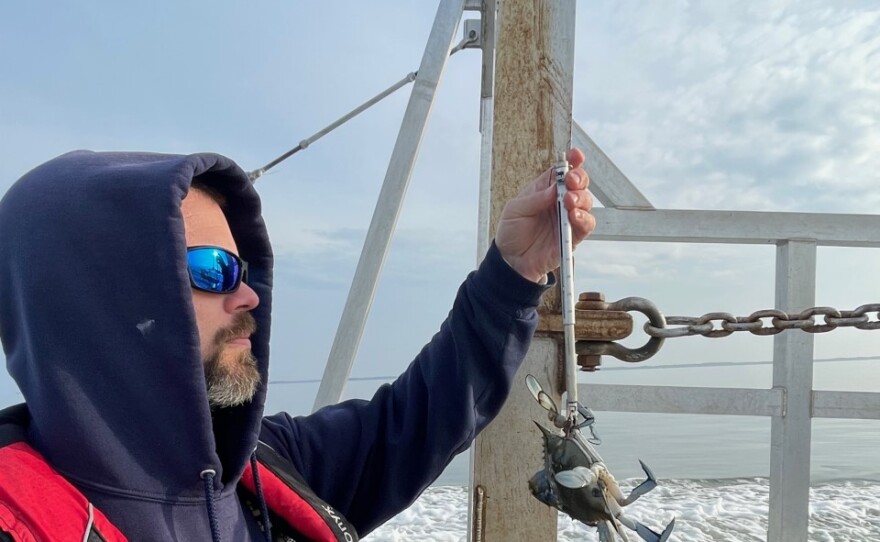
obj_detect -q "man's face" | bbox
[181,188,261,408]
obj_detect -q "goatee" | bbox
[204,312,261,409]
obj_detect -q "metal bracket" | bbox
[576,297,666,366]
[463,19,482,48]
[452,19,482,54]
[536,308,633,341]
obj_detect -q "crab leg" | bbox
[603,477,627,505]
[572,427,605,465]
[621,461,658,506]
[601,485,674,542]
[605,513,631,542]
[601,460,658,506]
[597,521,616,542]
[617,515,676,542]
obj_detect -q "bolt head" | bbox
[578,354,602,372]
[579,292,605,302]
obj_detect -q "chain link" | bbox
[644,304,880,339]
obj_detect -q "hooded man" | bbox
[0,148,594,540]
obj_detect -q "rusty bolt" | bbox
[579,292,605,302]
[578,354,601,372]
[577,292,608,311]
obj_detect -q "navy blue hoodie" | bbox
[0,150,548,540]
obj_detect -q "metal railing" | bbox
[579,205,880,542]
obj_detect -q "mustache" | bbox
[213,312,257,345]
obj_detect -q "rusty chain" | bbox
[644,304,880,339]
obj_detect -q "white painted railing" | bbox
[580,206,880,542]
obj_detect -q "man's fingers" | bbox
[570,208,596,243]
[509,148,591,217]
[566,167,589,191]
[564,190,593,212]
[536,150,587,191]
[567,148,585,169]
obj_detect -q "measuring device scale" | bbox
[554,154,579,426]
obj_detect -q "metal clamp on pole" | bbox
[536,292,634,340]
[575,295,666,368]
[538,292,648,371]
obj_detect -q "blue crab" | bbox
[526,374,675,542]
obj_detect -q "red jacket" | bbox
[0,405,357,542]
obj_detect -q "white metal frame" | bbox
[581,177,880,541]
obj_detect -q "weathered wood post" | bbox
[470,1,576,540]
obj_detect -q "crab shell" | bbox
[529,421,612,526]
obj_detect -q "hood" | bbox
[0,150,273,501]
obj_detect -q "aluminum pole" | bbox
[768,240,816,541]
[313,0,466,411]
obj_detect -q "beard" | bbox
[203,312,261,409]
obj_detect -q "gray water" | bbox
[434,413,880,486]
[432,356,880,486]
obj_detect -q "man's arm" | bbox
[261,241,549,534]
[260,149,594,535]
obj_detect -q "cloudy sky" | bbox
[1,2,879,417]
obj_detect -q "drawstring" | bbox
[200,469,222,542]
[201,459,273,542]
[250,452,273,542]
[81,502,95,542]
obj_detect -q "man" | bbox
[0,148,593,540]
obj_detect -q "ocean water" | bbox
[367,479,880,541]
[431,414,880,486]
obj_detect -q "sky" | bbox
[1,1,879,421]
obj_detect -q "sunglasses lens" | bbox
[187,247,241,293]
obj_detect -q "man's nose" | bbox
[226,281,260,313]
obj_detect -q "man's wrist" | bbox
[501,255,547,285]
[474,243,551,310]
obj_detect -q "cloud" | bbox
[576,2,880,215]
[583,262,640,280]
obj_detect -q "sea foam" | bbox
[366,479,880,541]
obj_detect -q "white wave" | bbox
[365,479,880,541]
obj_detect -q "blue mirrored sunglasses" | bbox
[187,246,249,294]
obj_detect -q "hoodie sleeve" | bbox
[260,242,551,535]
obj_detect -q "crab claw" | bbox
[532,420,556,441]
[634,517,675,542]
[622,460,658,505]
[525,374,560,414]
[528,469,560,507]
